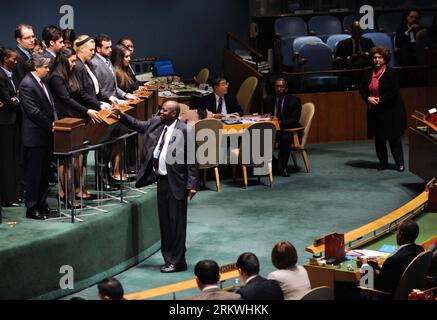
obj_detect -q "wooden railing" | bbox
[306,181,435,255]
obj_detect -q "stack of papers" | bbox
[346,249,390,258]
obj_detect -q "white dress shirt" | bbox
[153,120,177,175]
[215,93,227,115]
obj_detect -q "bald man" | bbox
[335,21,375,69]
[112,100,199,273]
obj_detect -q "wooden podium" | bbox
[84,105,133,145]
[53,118,85,153]
[134,89,158,119]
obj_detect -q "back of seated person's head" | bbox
[271,240,298,270]
[97,277,124,300]
[236,252,260,278]
[194,260,220,288]
[396,220,419,245]
[70,296,86,300]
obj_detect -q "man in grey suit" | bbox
[111,100,199,273]
[90,34,136,103]
[188,260,241,300]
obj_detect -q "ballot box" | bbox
[53,118,85,153]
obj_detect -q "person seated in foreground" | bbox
[187,259,241,300]
[97,277,125,300]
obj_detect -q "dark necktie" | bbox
[276,97,284,119]
[7,73,16,93]
[39,79,58,121]
[217,97,223,114]
[153,126,168,172]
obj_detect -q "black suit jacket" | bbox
[18,73,55,147]
[263,94,301,130]
[375,243,424,294]
[395,25,424,49]
[119,114,199,200]
[49,73,93,120]
[238,276,284,300]
[0,68,20,125]
[359,66,406,139]
[15,47,31,85]
[203,93,243,116]
[335,37,375,69]
[74,58,106,109]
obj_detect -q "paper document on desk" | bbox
[347,249,390,258]
[159,91,175,97]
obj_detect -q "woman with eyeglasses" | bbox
[360,46,407,172]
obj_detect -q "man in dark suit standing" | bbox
[111,100,199,273]
[203,77,243,117]
[42,25,64,70]
[263,78,301,177]
[18,54,58,220]
[236,252,284,300]
[15,24,36,84]
[363,220,424,296]
[335,21,375,70]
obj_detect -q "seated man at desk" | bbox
[263,78,301,177]
[202,77,243,118]
[360,220,424,296]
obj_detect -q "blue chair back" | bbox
[377,12,403,33]
[326,34,351,53]
[363,33,395,66]
[293,36,323,54]
[299,42,334,72]
[275,17,307,37]
[308,15,342,39]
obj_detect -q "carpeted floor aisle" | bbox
[64,139,426,300]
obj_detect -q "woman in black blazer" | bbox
[49,47,102,206]
[360,46,407,171]
[0,47,21,207]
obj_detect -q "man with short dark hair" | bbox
[368,220,424,295]
[15,24,35,83]
[396,9,423,66]
[111,100,199,273]
[202,77,243,117]
[90,34,136,103]
[188,260,241,300]
[41,25,64,69]
[263,78,301,177]
[97,277,124,300]
[236,252,284,300]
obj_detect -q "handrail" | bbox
[226,32,263,60]
[124,269,240,300]
[282,64,431,77]
[306,190,430,254]
[411,115,437,132]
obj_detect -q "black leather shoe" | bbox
[39,208,59,217]
[377,163,388,171]
[281,169,290,177]
[396,165,405,172]
[26,211,47,220]
[160,263,188,273]
[160,263,171,272]
[2,202,21,207]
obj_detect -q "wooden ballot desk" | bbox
[134,90,158,120]
[304,186,437,296]
[409,114,437,182]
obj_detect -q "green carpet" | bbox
[63,139,434,300]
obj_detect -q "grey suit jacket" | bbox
[120,114,199,200]
[90,54,126,101]
[187,288,242,300]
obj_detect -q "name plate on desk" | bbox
[84,106,133,145]
[53,118,85,153]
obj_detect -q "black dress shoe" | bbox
[396,165,405,172]
[377,163,388,171]
[2,202,21,207]
[39,208,60,217]
[160,263,171,272]
[160,263,188,273]
[280,169,290,177]
[26,211,47,220]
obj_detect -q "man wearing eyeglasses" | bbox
[15,24,36,84]
[395,9,423,67]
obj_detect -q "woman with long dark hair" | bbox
[0,47,21,207]
[49,46,101,206]
[360,46,407,172]
[111,44,140,93]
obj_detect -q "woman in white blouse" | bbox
[268,240,311,300]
